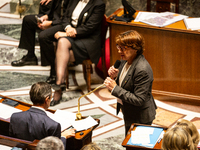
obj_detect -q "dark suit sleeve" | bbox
[9,115,14,137]
[61,137,67,149]
[112,69,153,106]
[51,0,70,26]
[75,3,105,38]
[38,0,54,17]
[62,2,105,38]
[50,122,62,138]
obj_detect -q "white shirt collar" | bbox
[31,106,46,114]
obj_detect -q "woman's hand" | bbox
[61,128,76,139]
[104,77,117,91]
[54,31,67,39]
[108,66,119,79]
[66,26,77,38]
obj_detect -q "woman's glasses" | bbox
[116,44,131,52]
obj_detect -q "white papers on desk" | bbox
[131,127,154,145]
[184,18,200,30]
[71,116,98,132]
[0,103,22,119]
[135,11,188,27]
[46,110,97,132]
[46,109,76,132]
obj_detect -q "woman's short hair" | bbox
[176,119,200,148]
[29,82,52,105]
[36,136,64,150]
[115,30,145,55]
[162,126,195,150]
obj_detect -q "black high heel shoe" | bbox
[50,89,63,106]
[52,83,66,91]
[50,97,62,106]
[60,83,66,91]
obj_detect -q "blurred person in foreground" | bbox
[175,119,200,149]
[104,30,157,134]
[36,136,64,150]
[80,142,101,150]
[162,126,195,150]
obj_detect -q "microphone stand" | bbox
[76,84,105,120]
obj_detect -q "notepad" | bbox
[184,18,200,30]
[0,103,22,119]
[127,126,163,148]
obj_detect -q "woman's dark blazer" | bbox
[112,55,157,131]
[61,0,105,65]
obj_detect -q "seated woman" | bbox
[50,0,105,106]
[175,119,200,149]
[162,126,195,150]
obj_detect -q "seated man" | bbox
[11,0,69,84]
[9,82,76,147]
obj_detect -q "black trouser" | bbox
[19,15,40,60]
[19,14,64,76]
[119,104,153,135]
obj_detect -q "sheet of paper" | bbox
[46,109,76,131]
[184,18,200,30]
[72,116,98,132]
[131,131,150,144]
[54,109,76,121]
[131,127,154,144]
[0,103,22,119]
[134,126,154,134]
[135,11,188,27]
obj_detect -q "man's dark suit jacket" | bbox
[112,55,157,133]
[9,107,66,145]
[38,0,69,25]
[61,0,105,65]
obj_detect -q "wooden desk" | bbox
[122,123,167,150]
[107,9,200,98]
[0,95,99,150]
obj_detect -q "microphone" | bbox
[76,60,121,120]
[111,60,121,79]
[114,60,121,69]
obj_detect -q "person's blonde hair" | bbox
[176,119,200,149]
[162,126,195,150]
[80,142,101,150]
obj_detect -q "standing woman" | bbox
[50,0,105,106]
[104,30,157,134]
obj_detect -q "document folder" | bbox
[127,126,163,148]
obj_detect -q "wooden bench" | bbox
[0,134,38,150]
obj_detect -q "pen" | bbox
[157,137,162,143]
